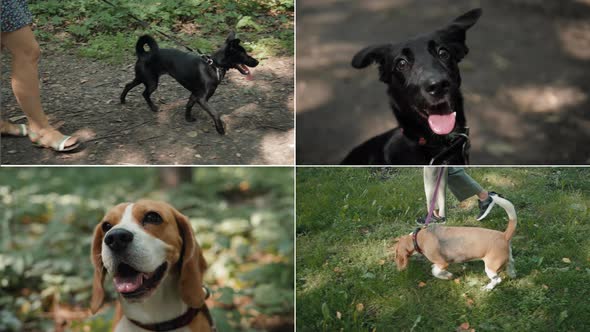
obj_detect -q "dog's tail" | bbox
[136,35,159,57]
[491,195,517,241]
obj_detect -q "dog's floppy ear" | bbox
[226,30,236,42]
[392,236,413,271]
[90,222,106,314]
[352,44,396,83]
[437,8,482,61]
[351,44,391,69]
[174,208,207,308]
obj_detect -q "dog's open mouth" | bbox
[113,262,167,299]
[235,64,253,80]
[424,101,456,135]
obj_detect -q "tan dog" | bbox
[90,200,214,331]
[393,195,516,290]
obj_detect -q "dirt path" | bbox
[296,0,590,165]
[1,46,293,165]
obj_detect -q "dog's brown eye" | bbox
[395,59,409,71]
[101,222,112,232]
[143,212,163,225]
[438,48,450,60]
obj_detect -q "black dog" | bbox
[341,9,481,165]
[120,32,259,134]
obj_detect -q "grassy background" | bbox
[28,0,293,63]
[296,167,590,331]
[0,167,293,332]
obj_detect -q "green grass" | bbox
[296,168,590,331]
[0,167,293,331]
[29,0,293,63]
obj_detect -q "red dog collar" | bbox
[412,227,424,255]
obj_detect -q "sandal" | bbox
[0,122,28,137]
[29,129,81,152]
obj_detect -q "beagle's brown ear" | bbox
[90,222,106,314]
[174,209,207,308]
[393,236,413,271]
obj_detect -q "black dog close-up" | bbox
[120,32,259,135]
[341,9,481,165]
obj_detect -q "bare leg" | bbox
[1,26,78,148]
[196,98,225,135]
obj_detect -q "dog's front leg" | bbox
[431,264,453,280]
[196,97,226,135]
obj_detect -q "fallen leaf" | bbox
[454,278,461,284]
[187,131,198,138]
[562,258,571,264]
[333,267,342,273]
[356,303,364,312]
[542,284,549,290]
[378,259,385,266]
[418,281,427,288]
[336,311,342,320]
[459,322,470,330]
[466,298,474,307]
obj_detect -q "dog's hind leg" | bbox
[507,245,516,278]
[483,265,502,290]
[196,98,225,135]
[120,78,141,104]
[185,94,198,122]
[142,78,159,112]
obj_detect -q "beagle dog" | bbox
[90,200,215,331]
[393,195,517,290]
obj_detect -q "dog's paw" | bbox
[150,106,159,112]
[216,120,226,135]
[483,279,501,291]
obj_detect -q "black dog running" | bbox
[120,32,259,135]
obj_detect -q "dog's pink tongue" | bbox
[114,274,143,293]
[428,112,456,135]
[245,70,253,81]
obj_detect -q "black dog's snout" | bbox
[424,78,450,97]
[104,229,134,252]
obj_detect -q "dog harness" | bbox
[412,227,424,255]
[201,55,226,82]
[127,286,217,332]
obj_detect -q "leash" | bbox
[423,167,445,226]
[428,128,470,165]
[98,0,204,55]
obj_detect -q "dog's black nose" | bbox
[104,229,134,252]
[424,78,450,97]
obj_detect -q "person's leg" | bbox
[447,167,484,201]
[447,167,497,220]
[1,25,78,148]
[422,167,448,218]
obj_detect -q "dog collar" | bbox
[412,227,424,255]
[128,286,215,332]
[128,304,216,332]
[201,55,225,82]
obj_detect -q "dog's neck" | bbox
[120,271,188,324]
